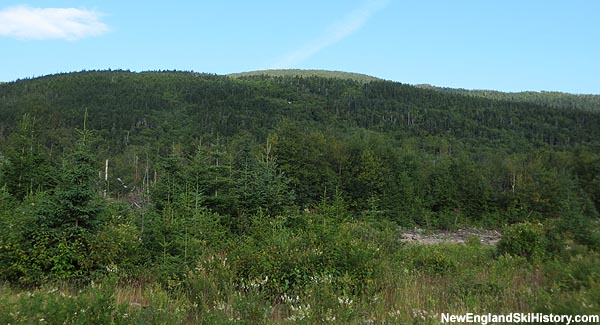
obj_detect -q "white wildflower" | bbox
[337,296,353,305]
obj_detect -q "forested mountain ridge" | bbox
[232,70,600,111]
[1,70,598,149]
[0,69,598,228]
[228,69,380,83]
[417,84,600,112]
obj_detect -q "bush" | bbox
[544,247,600,291]
[497,222,546,261]
[229,212,389,296]
[409,246,457,275]
[0,279,133,325]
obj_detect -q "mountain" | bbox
[0,69,599,227]
[233,70,600,111]
[416,84,600,112]
[229,69,381,83]
[1,70,599,319]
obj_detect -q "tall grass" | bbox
[2,216,599,323]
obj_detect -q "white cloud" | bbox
[270,0,389,69]
[0,5,108,41]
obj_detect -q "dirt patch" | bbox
[400,228,502,246]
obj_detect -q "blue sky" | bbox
[1,0,599,93]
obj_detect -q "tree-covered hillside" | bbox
[228,69,380,83]
[417,84,600,112]
[0,71,600,283]
[1,70,599,225]
[1,70,599,322]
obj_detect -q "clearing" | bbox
[400,228,502,245]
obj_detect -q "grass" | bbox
[2,215,599,324]
[5,242,596,324]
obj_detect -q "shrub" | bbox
[230,212,388,296]
[0,279,133,325]
[497,222,546,261]
[543,247,600,291]
[410,247,457,275]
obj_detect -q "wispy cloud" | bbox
[0,5,108,41]
[270,0,389,69]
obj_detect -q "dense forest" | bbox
[229,69,380,83]
[417,84,600,112]
[0,70,599,323]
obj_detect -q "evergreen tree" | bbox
[0,114,55,201]
[52,141,102,230]
[237,139,295,216]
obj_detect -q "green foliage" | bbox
[0,132,145,285]
[426,85,600,112]
[410,247,458,275]
[54,142,103,230]
[0,114,55,200]
[497,222,547,261]
[0,70,600,321]
[1,70,599,229]
[273,123,338,207]
[236,140,295,217]
[0,227,597,323]
[229,69,380,83]
[0,279,190,324]
[230,212,391,297]
[534,247,600,316]
[90,217,141,277]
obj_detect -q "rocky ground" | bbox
[400,228,502,245]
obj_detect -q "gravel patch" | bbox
[400,228,502,246]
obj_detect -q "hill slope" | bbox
[0,70,599,227]
[234,70,600,111]
[1,70,599,320]
[417,84,600,112]
[229,69,381,83]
